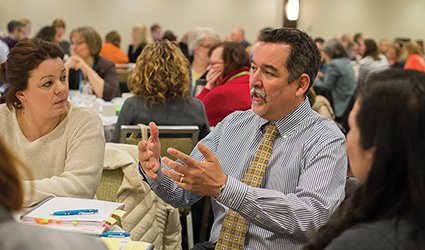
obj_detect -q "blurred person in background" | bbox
[403,41,425,72]
[66,26,120,101]
[20,18,32,39]
[187,27,220,91]
[100,30,129,64]
[315,39,355,123]
[353,32,365,57]
[52,18,70,55]
[128,24,151,63]
[378,38,390,55]
[111,40,210,143]
[162,30,177,43]
[196,41,251,126]
[150,23,163,42]
[357,39,389,86]
[1,20,25,49]
[229,27,251,50]
[35,26,56,42]
[314,37,327,81]
[386,44,404,69]
[178,31,191,60]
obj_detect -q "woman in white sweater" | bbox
[0,39,105,207]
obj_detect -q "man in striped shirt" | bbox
[139,28,347,250]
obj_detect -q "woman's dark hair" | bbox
[3,39,64,110]
[305,69,425,249]
[363,38,380,60]
[259,28,321,90]
[323,39,348,59]
[209,41,250,77]
[162,30,177,42]
[0,135,33,211]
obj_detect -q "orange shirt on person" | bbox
[100,42,129,64]
[404,54,425,72]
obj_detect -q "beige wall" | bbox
[0,0,283,51]
[299,0,425,42]
[1,0,424,51]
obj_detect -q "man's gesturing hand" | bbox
[161,143,227,197]
[138,122,161,179]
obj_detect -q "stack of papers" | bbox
[21,197,124,235]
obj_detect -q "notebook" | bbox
[101,238,154,250]
[21,196,125,235]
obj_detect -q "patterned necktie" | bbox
[215,123,279,250]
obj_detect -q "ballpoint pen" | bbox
[51,209,99,216]
[99,231,131,237]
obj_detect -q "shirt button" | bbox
[228,198,233,203]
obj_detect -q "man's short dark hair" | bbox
[150,24,161,32]
[7,20,24,33]
[259,28,321,89]
[314,37,325,45]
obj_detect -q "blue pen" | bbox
[99,231,130,237]
[51,209,99,216]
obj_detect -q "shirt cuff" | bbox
[216,175,248,211]
[137,159,168,188]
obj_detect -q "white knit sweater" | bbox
[0,103,105,206]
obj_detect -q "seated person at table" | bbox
[0,39,105,207]
[66,26,120,101]
[111,40,210,143]
[305,69,425,250]
[139,28,347,250]
[196,41,251,126]
[128,24,151,63]
[0,136,107,250]
[188,27,221,90]
[100,30,129,64]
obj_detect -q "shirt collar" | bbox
[256,98,312,136]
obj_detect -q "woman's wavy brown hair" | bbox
[0,136,33,211]
[128,40,191,107]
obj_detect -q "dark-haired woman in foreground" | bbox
[305,69,425,249]
[0,39,104,207]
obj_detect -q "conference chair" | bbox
[96,168,124,202]
[120,124,200,249]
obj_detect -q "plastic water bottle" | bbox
[77,81,96,107]
[80,80,93,96]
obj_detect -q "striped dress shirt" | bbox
[143,99,347,250]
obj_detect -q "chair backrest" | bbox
[119,125,199,160]
[96,168,124,202]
